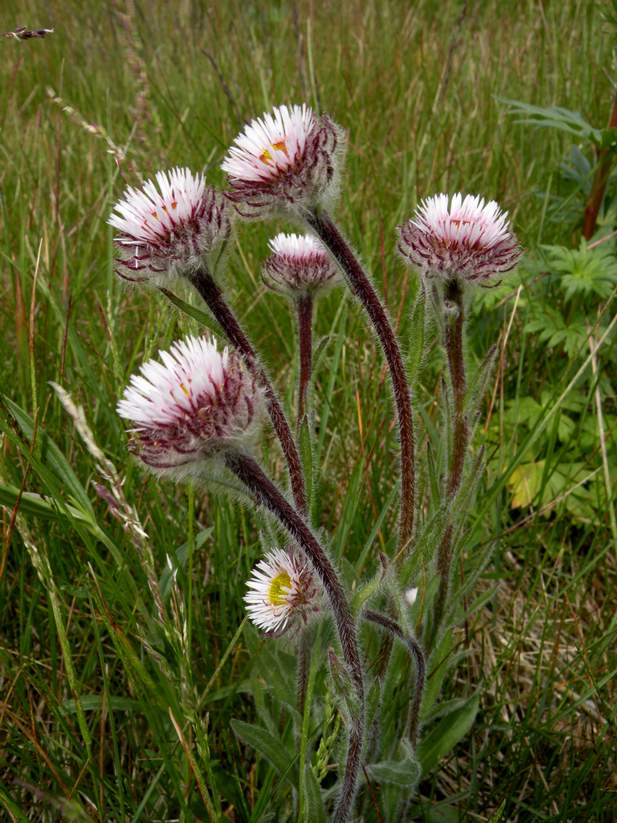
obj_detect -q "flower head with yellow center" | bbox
[109,168,230,283]
[221,104,344,218]
[117,335,264,479]
[244,548,320,634]
[398,193,522,283]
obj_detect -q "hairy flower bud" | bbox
[263,232,341,298]
[221,104,344,218]
[117,335,264,478]
[398,193,522,283]
[109,168,230,283]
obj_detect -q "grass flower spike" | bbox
[263,232,341,297]
[244,548,320,633]
[109,168,229,282]
[117,335,264,478]
[222,104,343,217]
[398,192,522,282]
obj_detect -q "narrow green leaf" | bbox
[302,764,327,823]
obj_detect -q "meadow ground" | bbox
[0,0,616,820]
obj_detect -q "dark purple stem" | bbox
[224,450,364,823]
[190,268,307,514]
[306,209,415,554]
[431,278,467,647]
[296,293,313,427]
[297,624,311,717]
[364,609,425,747]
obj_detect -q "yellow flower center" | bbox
[268,571,292,606]
[260,139,289,165]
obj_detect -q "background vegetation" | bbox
[1,0,615,820]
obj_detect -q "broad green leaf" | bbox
[418,694,479,773]
[366,740,421,788]
[230,719,298,786]
[508,460,545,508]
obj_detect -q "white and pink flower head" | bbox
[398,193,522,283]
[109,168,230,283]
[117,335,265,479]
[263,232,342,298]
[221,104,344,217]
[244,548,320,635]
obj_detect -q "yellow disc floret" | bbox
[268,571,292,606]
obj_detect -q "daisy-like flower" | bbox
[244,548,320,634]
[109,168,230,283]
[221,104,344,217]
[117,335,264,479]
[263,232,342,297]
[398,193,522,283]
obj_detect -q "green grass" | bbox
[1,0,616,820]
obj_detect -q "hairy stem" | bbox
[431,278,467,647]
[224,450,364,823]
[297,624,311,717]
[296,293,313,427]
[583,90,617,240]
[364,609,425,748]
[190,268,307,513]
[306,208,415,554]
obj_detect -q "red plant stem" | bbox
[296,293,313,427]
[224,451,364,823]
[364,609,425,747]
[306,209,415,554]
[191,269,307,514]
[583,90,617,241]
[431,278,467,647]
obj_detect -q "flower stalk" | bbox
[364,609,425,747]
[296,293,313,426]
[224,449,364,823]
[190,266,307,513]
[431,278,468,645]
[306,207,416,554]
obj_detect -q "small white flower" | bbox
[398,193,522,282]
[244,548,320,634]
[221,104,344,217]
[109,167,229,282]
[117,335,264,479]
[263,232,341,297]
[404,587,418,606]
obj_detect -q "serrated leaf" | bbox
[417,694,479,773]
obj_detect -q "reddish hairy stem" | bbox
[430,279,467,648]
[306,209,415,554]
[296,293,313,427]
[190,269,307,513]
[363,609,425,747]
[583,90,617,241]
[224,451,364,823]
